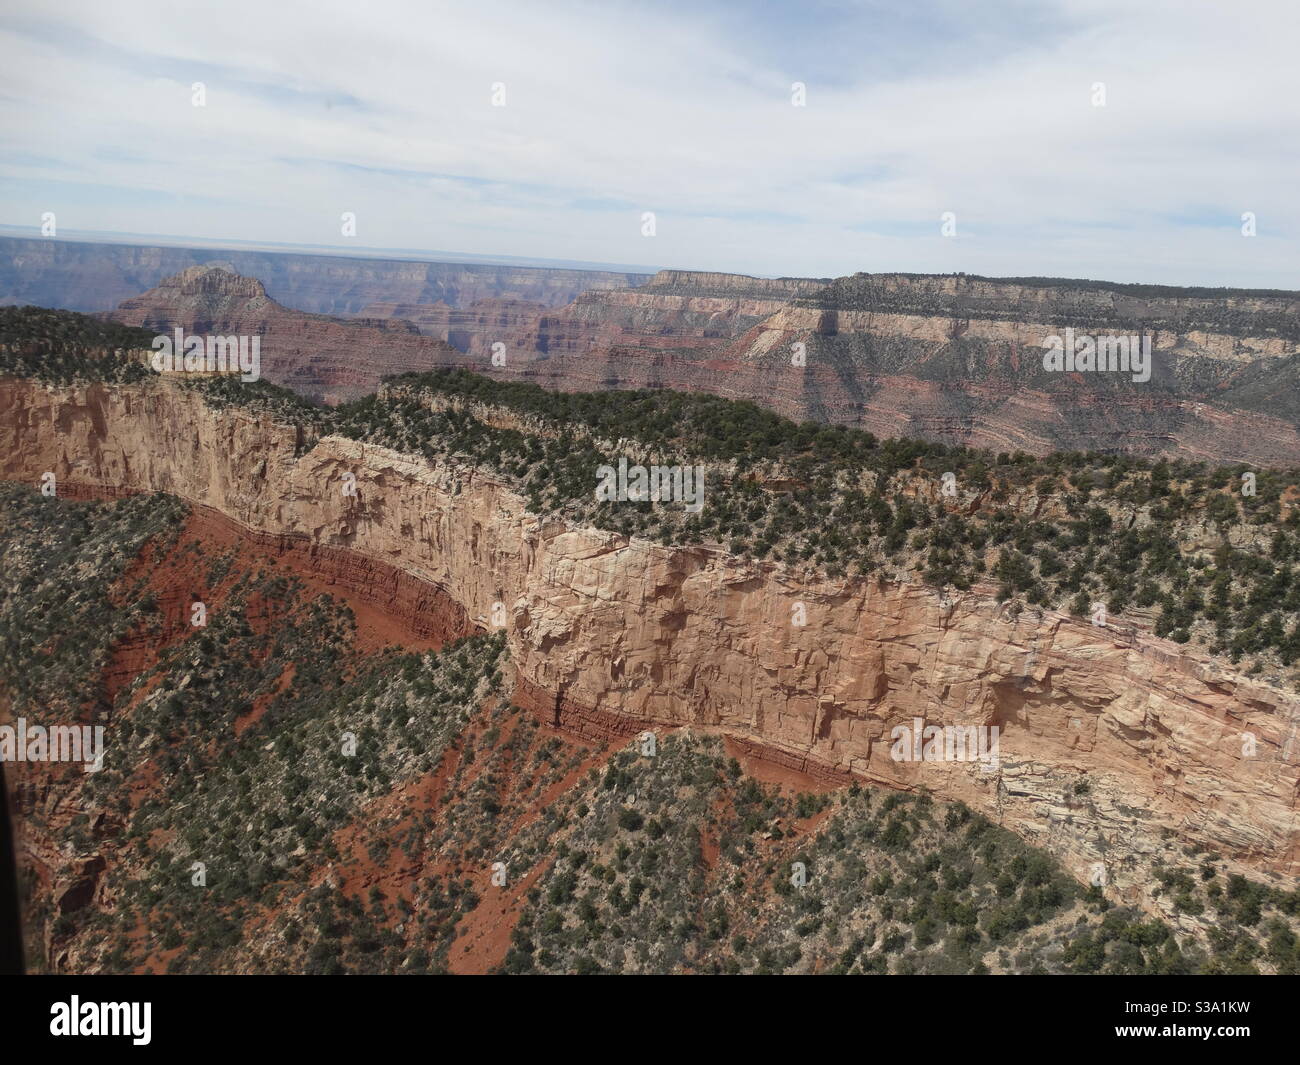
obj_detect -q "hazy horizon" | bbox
[3,0,1298,290]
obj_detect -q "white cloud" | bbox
[1,0,1297,285]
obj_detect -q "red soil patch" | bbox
[96,500,466,732]
[296,700,616,974]
[700,825,721,869]
[234,663,294,738]
[447,858,549,975]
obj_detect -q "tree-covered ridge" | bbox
[0,306,157,384]
[4,321,1299,685]
[0,485,187,715]
[322,370,1300,684]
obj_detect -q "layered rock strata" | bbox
[423,270,1300,467]
[2,374,1296,913]
[108,264,474,404]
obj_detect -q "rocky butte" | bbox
[1,369,1295,930]
[107,264,475,404]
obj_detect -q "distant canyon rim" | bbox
[5,236,1300,466]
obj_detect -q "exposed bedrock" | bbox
[2,375,1296,914]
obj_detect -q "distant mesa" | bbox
[13,235,1300,464]
[384,266,1300,468]
[108,264,470,404]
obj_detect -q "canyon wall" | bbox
[441,269,1300,467]
[12,244,1300,463]
[0,236,650,314]
[108,264,477,404]
[75,259,1300,465]
[2,375,1296,915]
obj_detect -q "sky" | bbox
[1,0,1298,287]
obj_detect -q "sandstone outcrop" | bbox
[2,373,1295,914]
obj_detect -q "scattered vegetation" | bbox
[4,309,1297,685]
[4,490,1296,974]
[0,306,155,384]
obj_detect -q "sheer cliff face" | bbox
[355,276,813,363]
[2,375,1296,915]
[108,264,472,403]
